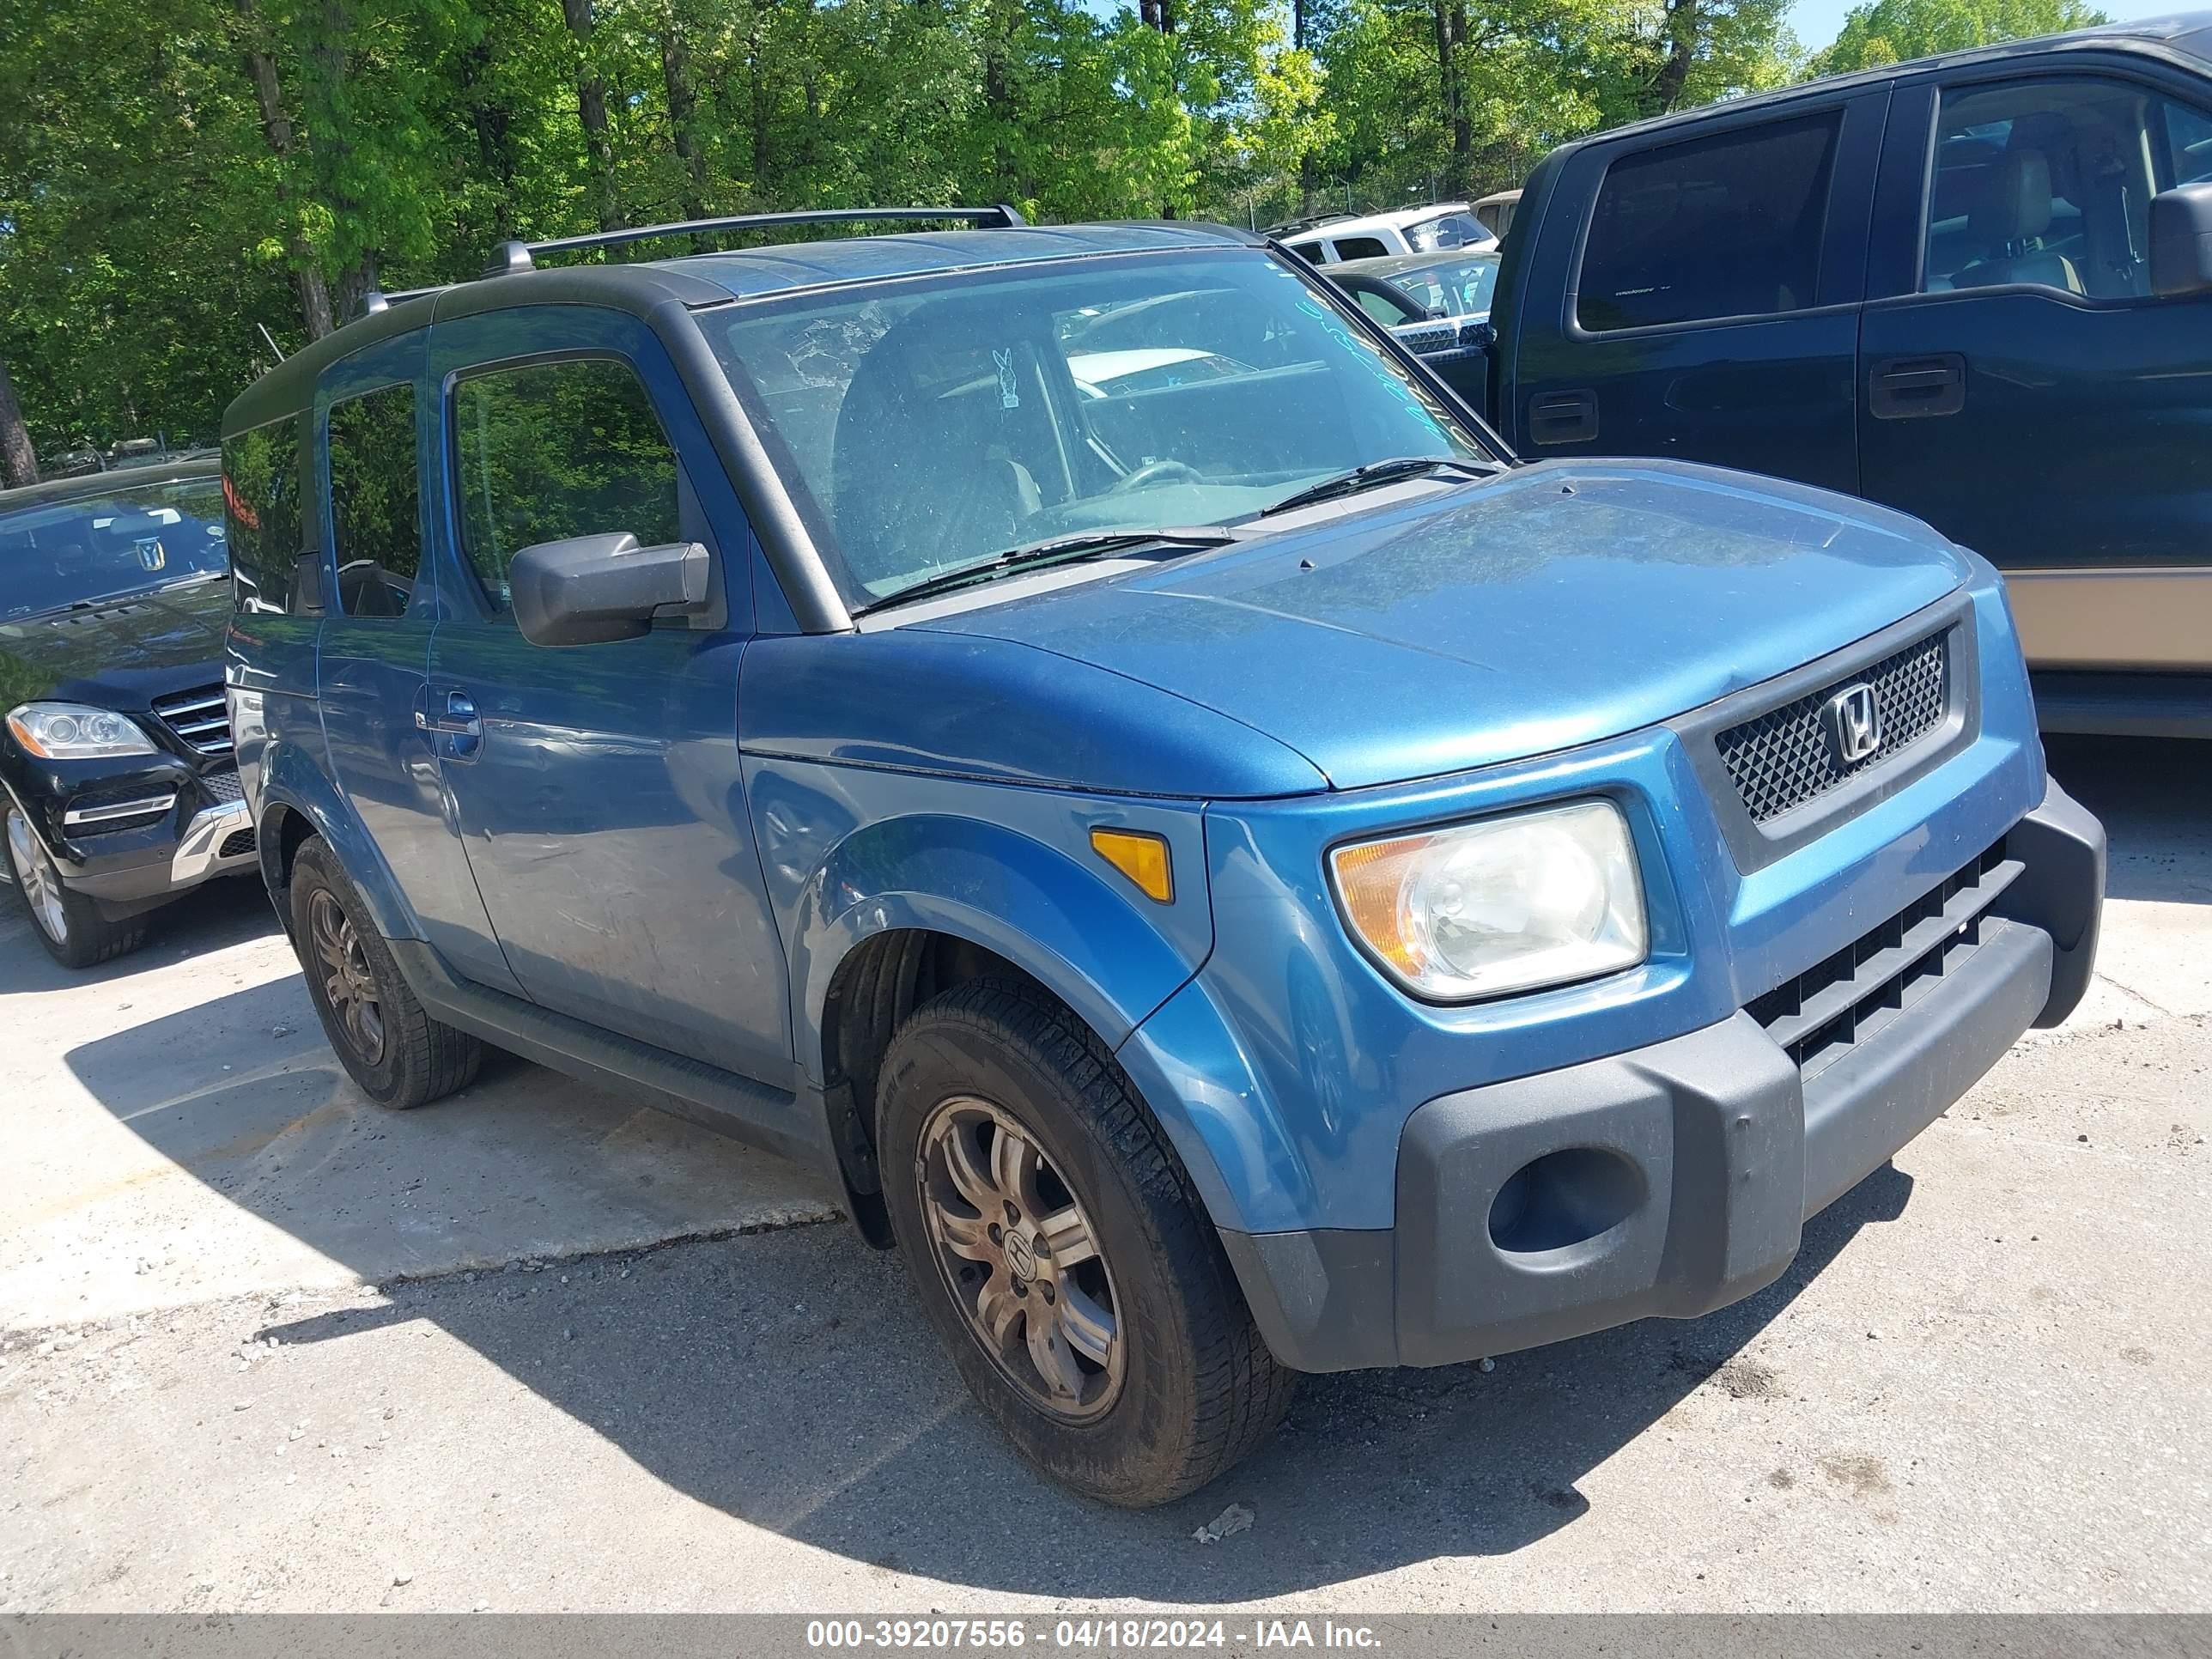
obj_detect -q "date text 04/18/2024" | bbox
[804,1620,1385,1650]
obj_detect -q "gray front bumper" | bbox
[1220,778,2105,1375]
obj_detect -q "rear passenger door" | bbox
[1513,91,1886,491]
[423,306,793,1085]
[1857,66,2212,674]
[314,334,520,993]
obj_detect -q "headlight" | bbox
[6,702,159,760]
[1329,799,1647,1000]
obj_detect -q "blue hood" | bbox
[915,459,1972,792]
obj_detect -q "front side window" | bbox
[1579,113,1839,333]
[0,475,230,622]
[1382,255,1501,319]
[708,250,1492,607]
[1925,77,2212,299]
[328,382,422,617]
[1352,285,1424,325]
[2170,100,2212,185]
[222,418,305,614]
[450,357,682,613]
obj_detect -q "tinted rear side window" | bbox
[1578,113,1839,332]
[450,357,682,613]
[222,416,305,613]
[328,382,422,617]
[1333,235,1389,259]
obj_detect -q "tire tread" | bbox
[887,975,1293,1505]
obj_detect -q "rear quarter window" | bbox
[222,416,306,614]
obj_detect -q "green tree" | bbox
[1811,0,2106,75]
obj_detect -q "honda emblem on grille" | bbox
[1823,682,1882,765]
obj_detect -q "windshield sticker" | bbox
[993,348,1021,410]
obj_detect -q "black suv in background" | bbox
[1,459,254,966]
[1459,14,2212,735]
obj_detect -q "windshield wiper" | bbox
[1259,455,1501,520]
[863,526,1238,612]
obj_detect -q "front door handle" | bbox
[1869,354,1966,419]
[416,690,480,733]
[416,688,483,759]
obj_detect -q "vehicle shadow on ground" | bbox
[0,874,282,996]
[238,1165,1910,1597]
[59,950,1913,1596]
[46,734,2202,1593]
[2045,735,2212,906]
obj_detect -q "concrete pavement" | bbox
[2,735,2207,1612]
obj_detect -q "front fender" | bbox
[254,730,415,942]
[790,809,1206,1067]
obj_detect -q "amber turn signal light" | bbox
[1090,827,1174,903]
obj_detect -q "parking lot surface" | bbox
[3,737,2208,1613]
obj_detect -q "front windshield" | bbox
[0,475,230,621]
[1382,255,1499,319]
[708,250,1494,607]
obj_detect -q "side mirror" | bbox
[2150,181,2212,300]
[508,532,709,647]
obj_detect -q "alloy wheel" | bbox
[918,1097,1126,1423]
[308,887,386,1065]
[6,811,69,945]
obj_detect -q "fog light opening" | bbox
[1488,1146,1644,1255]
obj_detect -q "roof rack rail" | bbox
[481,204,1027,278]
[361,283,453,316]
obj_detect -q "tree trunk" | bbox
[1434,0,1473,198]
[659,3,709,226]
[981,0,1019,201]
[1294,0,1316,216]
[562,0,623,230]
[0,356,38,489]
[460,36,520,237]
[1651,0,1700,113]
[236,0,336,340]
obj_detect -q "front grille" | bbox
[1748,839,2017,1079]
[200,765,244,805]
[1717,633,1949,823]
[151,684,232,757]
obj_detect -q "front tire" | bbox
[3,802,149,969]
[878,977,1293,1507]
[289,836,481,1109]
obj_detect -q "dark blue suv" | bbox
[223,208,2106,1506]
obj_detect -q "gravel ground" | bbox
[2,736,2208,1613]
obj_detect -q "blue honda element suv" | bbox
[222,208,2106,1506]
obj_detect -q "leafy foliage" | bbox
[1810,0,2107,75]
[0,0,2098,468]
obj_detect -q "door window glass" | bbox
[222,416,304,614]
[450,357,682,614]
[1923,78,2209,300]
[1578,113,1839,332]
[1352,285,1422,325]
[2166,100,2212,185]
[327,382,422,617]
[1331,236,1389,259]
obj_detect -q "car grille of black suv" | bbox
[1747,838,2017,1081]
[1716,632,1949,824]
[150,684,232,757]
